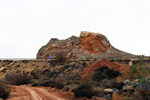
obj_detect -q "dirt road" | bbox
[8,86,65,100]
[8,86,105,100]
[24,87,65,100]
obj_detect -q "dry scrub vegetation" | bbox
[1,56,150,100]
[5,71,32,85]
[0,82,10,100]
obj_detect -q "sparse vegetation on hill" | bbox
[130,63,150,81]
[129,57,150,100]
[1,58,150,99]
[32,80,64,89]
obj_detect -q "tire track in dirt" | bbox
[23,87,65,100]
[23,87,43,100]
[33,88,65,100]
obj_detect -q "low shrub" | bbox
[22,60,28,63]
[32,80,44,86]
[55,82,64,89]
[99,79,125,90]
[92,87,103,97]
[36,65,39,68]
[55,52,68,64]
[91,66,120,82]
[48,60,56,66]
[3,60,13,64]
[32,80,55,87]
[5,71,32,85]
[15,65,20,68]
[74,83,96,99]
[32,80,64,89]
[82,62,88,67]
[0,82,10,100]
[62,84,78,92]
[133,89,150,100]
[70,79,80,85]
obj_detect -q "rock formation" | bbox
[36,31,135,59]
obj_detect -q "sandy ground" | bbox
[7,86,68,100]
[7,86,106,100]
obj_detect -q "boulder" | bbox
[103,88,113,93]
[122,85,134,91]
[123,79,130,85]
[103,88,119,93]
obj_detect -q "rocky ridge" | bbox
[36,31,135,59]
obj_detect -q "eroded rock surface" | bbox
[36,31,135,59]
[80,59,130,82]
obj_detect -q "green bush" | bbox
[130,63,150,81]
[129,57,150,100]
[130,62,150,93]
[0,82,10,100]
[91,66,120,82]
[74,83,96,99]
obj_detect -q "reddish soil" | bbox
[7,86,68,100]
[7,86,32,100]
[7,86,105,100]
[80,59,130,81]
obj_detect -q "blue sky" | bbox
[0,0,150,58]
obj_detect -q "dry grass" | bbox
[62,84,78,92]
[93,87,103,93]
[93,87,104,97]
[111,92,127,100]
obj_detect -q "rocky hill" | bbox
[36,31,135,59]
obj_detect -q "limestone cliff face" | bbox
[36,31,135,59]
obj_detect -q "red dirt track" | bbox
[7,86,106,100]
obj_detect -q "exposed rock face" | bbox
[79,31,111,54]
[36,31,135,59]
[80,59,130,82]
